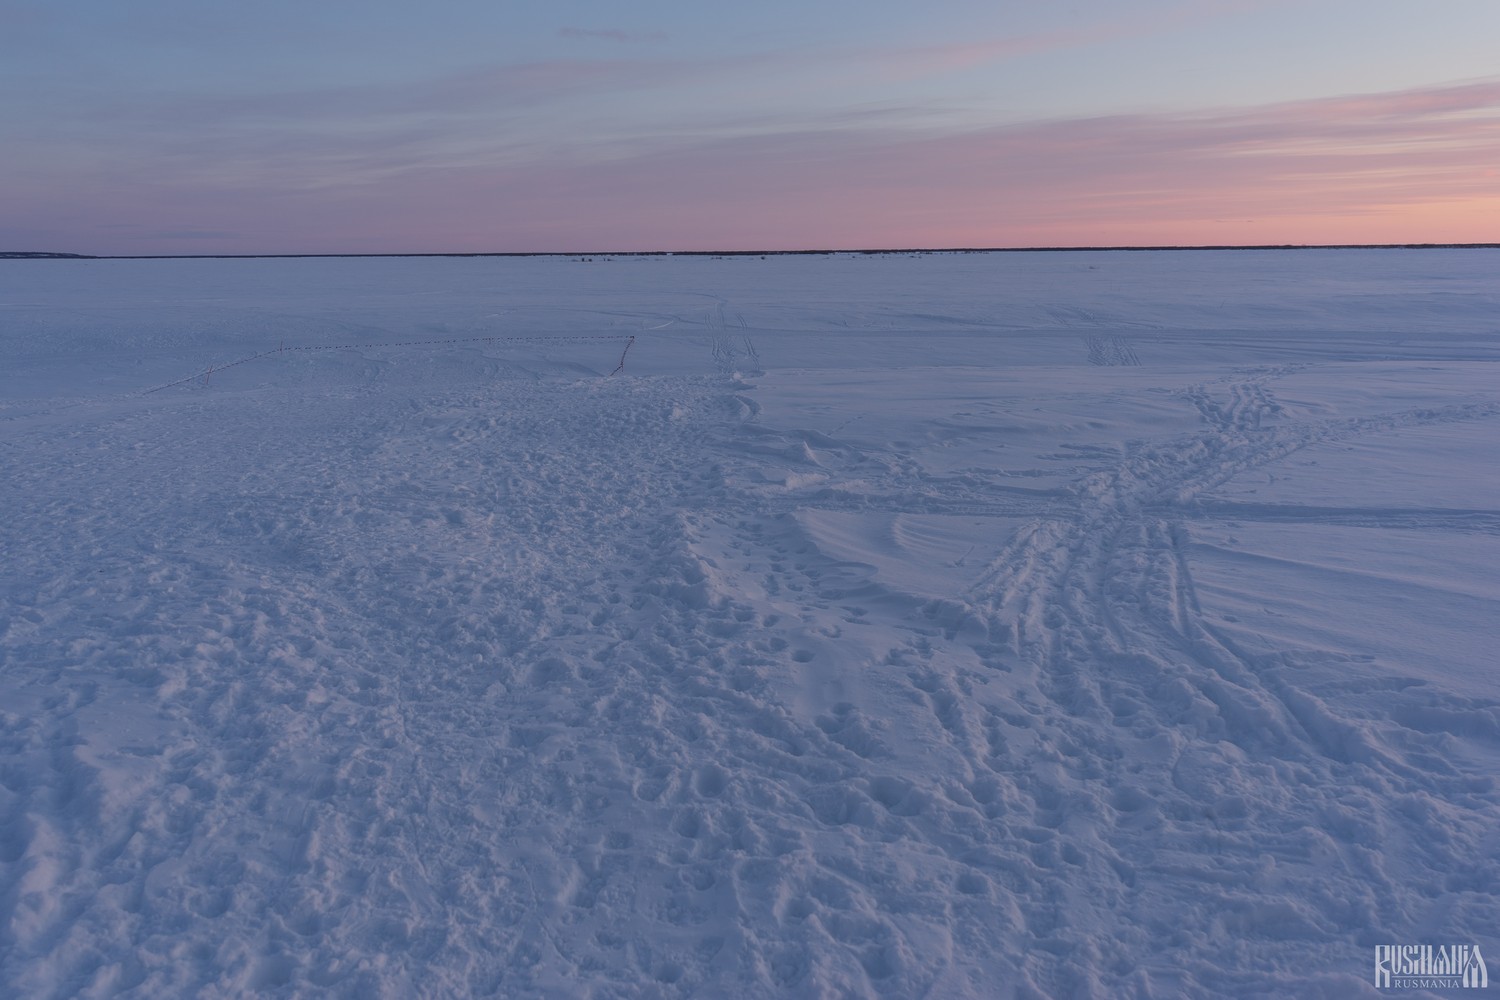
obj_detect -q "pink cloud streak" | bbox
[6,78,1498,253]
[376,77,1500,251]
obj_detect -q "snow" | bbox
[2,249,1497,997]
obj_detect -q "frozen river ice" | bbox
[2,249,1498,997]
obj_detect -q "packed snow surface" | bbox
[2,250,1498,998]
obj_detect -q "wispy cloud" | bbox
[143,229,245,242]
[558,27,668,44]
[13,76,1499,253]
[867,0,1298,79]
[431,76,1500,249]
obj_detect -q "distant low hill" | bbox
[0,252,98,259]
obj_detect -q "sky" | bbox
[3,0,1498,254]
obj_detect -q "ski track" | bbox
[3,252,1499,998]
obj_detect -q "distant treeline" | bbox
[0,252,98,259]
[4,245,1497,261]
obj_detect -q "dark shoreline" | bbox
[4,243,1498,261]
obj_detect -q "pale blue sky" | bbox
[3,0,1497,252]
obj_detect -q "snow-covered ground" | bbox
[2,249,1497,998]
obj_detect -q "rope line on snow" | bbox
[142,333,636,394]
[143,350,280,394]
[610,336,635,377]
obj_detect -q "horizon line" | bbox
[4,242,1499,261]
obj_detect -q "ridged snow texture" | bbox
[2,250,1499,998]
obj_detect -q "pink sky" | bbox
[49,79,1488,254]
[3,5,1498,254]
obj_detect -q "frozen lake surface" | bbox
[2,249,1498,997]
